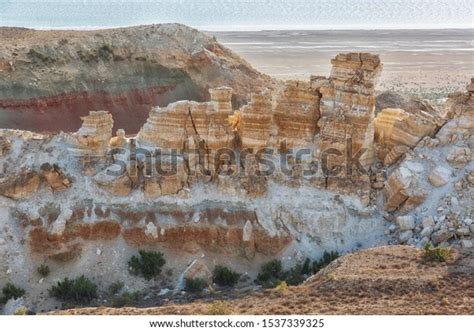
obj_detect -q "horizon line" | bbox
[1,23,473,33]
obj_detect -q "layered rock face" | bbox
[383,81,473,247]
[273,81,320,148]
[138,87,235,151]
[318,53,381,161]
[23,201,292,261]
[314,53,381,192]
[0,24,274,133]
[69,111,114,159]
[2,50,471,311]
[138,82,321,152]
[237,90,274,149]
[373,91,445,165]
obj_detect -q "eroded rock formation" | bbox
[69,110,113,159]
[1,51,472,312]
[314,53,382,193]
[383,81,473,247]
[373,99,445,165]
[0,168,40,199]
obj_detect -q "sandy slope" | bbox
[52,246,474,315]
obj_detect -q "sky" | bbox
[0,0,473,30]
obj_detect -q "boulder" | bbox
[446,146,471,169]
[422,216,435,228]
[431,229,453,245]
[384,161,427,212]
[420,226,434,237]
[428,166,452,187]
[93,168,132,196]
[460,240,473,248]
[182,259,212,284]
[455,227,470,237]
[396,215,416,231]
[399,230,413,243]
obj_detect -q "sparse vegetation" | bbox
[423,243,450,262]
[27,48,54,64]
[128,250,166,280]
[13,307,28,315]
[255,251,340,288]
[108,281,124,295]
[111,291,141,308]
[49,276,97,304]
[212,265,240,287]
[98,44,114,61]
[255,259,283,288]
[275,280,289,294]
[312,251,339,273]
[283,262,308,286]
[184,277,208,293]
[0,283,26,304]
[206,300,230,315]
[37,264,50,277]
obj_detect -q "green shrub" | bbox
[257,259,283,282]
[185,277,208,293]
[128,250,166,280]
[111,291,141,308]
[282,263,307,286]
[255,252,340,289]
[212,265,240,287]
[37,264,50,277]
[313,251,339,273]
[423,243,450,262]
[49,276,97,304]
[1,283,26,304]
[255,259,284,288]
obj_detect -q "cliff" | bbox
[0,47,472,314]
[0,24,275,133]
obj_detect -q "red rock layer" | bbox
[0,85,192,133]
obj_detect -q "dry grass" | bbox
[50,246,474,315]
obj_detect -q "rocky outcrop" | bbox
[0,168,41,199]
[40,163,71,192]
[138,87,235,152]
[0,136,10,155]
[314,53,381,193]
[69,111,113,159]
[5,51,472,314]
[0,24,274,133]
[375,91,437,115]
[384,79,473,247]
[373,106,444,164]
[273,81,320,148]
[237,90,273,150]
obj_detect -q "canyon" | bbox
[0,24,472,314]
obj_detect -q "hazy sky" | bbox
[1,0,473,30]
